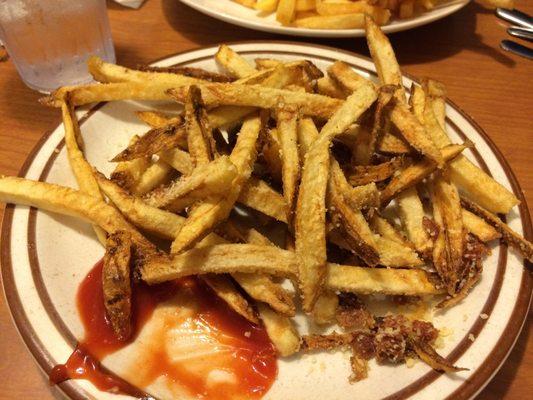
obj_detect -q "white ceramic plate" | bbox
[1,42,531,400]
[177,0,470,37]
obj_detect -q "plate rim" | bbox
[177,0,471,38]
[1,41,531,400]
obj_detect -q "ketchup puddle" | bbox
[50,259,278,399]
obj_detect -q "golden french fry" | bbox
[376,132,412,154]
[158,147,194,175]
[348,157,403,186]
[295,13,365,29]
[255,0,279,12]
[276,107,300,217]
[136,110,180,128]
[215,44,257,79]
[167,83,342,119]
[277,0,297,25]
[328,61,375,94]
[461,197,533,261]
[461,208,501,242]
[312,291,339,325]
[185,86,216,166]
[112,121,187,162]
[257,303,300,356]
[370,214,414,249]
[238,177,289,223]
[380,143,466,205]
[61,98,107,244]
[111,135,151,191]
[261,127,283,182]
[170,115,262,254]
[390,100,443,167]
[144,156,238,212]
[316,76,348,99]
[137,65,234,83]
[295,0,315,11]
[397,186,432,256]
[316,0,391,25]
[398,0,415,19]
[296,85,377,312]
[132,160,174,196]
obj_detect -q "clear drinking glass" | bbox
[0,0,115,92]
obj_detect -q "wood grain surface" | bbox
[0,0,531,399]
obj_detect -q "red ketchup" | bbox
[50,259,278,399]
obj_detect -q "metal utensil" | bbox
[507,27,533,42]
[495,8,533,29]
[500,40,533,60]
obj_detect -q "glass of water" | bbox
[0,0,115,92]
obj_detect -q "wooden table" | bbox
[0,0,531,398]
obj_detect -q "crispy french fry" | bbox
[317,0,391,24]
[422,78,447,130]
[348,157,403,186]
[255,0,279,12]
[295,13,365,29]
[112,121,187,162]
[170,115,262,254]
[257,304,300,356]
[461,208,501,242]
[397,186,432,256]
[215,45,257,79]
[144,156,237,212]
[399,0,415,19]
[276,107,300,216]
[103,231,133,341]
[370,214,413,249]
[261,127,283,182]
[430,175,466,295]
[61,99,107,244]
[461,197,533,261]
[390,100,443,167]
[344,183,380,210]
[296,85,377,312]
[0,176,152,248]
[375,235,423,267]
[365,15,405,101]
[167,83,342,119]
[295,0,315,11]
[96,172,184,239]
[136,110,180,128]
[137,65,233,83]
[409,83,426,123]
[328,61,376,95]
[312,291,339,325]
[158,148,194,175]
[380,143,466,205]
[316,76,348,99]
[132,160,174,196]
[238,177,289,223]
[376,132,412,154]
[185,86,216,166]
[202,274,259,324]
[277,0,297,25]
[111,135,151,191]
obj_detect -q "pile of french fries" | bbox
[233,0,516,29]
[1,16,531,383]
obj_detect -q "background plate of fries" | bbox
[1,38,531,400]
[178,0,471,37]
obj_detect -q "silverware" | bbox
[507,27,533,42]
[495,8,533,29]
[500,40,533,60]
[496,8,533,59]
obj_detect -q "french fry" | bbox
[257,304,300,356]
[132,160,174,196]
[112,121,187,162]
[397,186,433,256]
[380,143,466,205]
[409,83,426,124]
[110,135,151,191]
[348,157,403,186]
[296,85,377,312]
[144,156,237,212]
[96,172,184,239]
[170,115,262,254]
[167,83,342,119]
[0,176,151,247]
[461,197,533,261]
[316,0,391,25]
[215,44,257,79]
[295,0,315,11]
[202,274,259,324]
[236,273,296,316]
[344,182,380,210]
[370,214,413,249]
[277,0,297,25]
[316,76,348,99]
[365,15,405,101]
[185,86,216,166]
[390,100,443,167]
[102,231,133,341]
[255,0,279,12]
[328,60,376,94]
[61,98,107,244]
[461,208,501,242]
[158,148,194,175]
[238,177,289,223]
[398,0,415,19]
[137,65,234,83]
[376,132,412,154]
[136,110,180,128]
[295,13,365,29]
[276,107,300,216]
[430,175,466,295]
[312,292,339,325]
[375,235,423,267]
[261,127,283,182]
[422,78,447,130]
